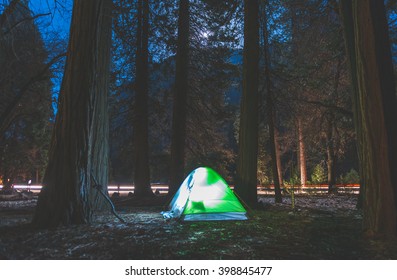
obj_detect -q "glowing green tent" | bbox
[162,167,248,221]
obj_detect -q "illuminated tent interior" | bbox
[161,167,248,221]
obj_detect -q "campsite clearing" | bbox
[1,194,397,259]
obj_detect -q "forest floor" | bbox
[1,194,397,260]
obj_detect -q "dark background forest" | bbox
[1,0,368,188]
[1,0,397,259]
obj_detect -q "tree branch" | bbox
[2,13,51,37]
[0,52,66,136]
[297,98,353,118]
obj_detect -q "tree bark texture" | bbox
[235,0,260,206]
[90,0,112,210]
[297,118,307,187]
[339,0,364,208]
[275,128,283,186]
[326,117,337,194]
[262,0,282,203]
[33,0,112,227]
[340,0,397,236]
[327,56,342,194]
[133,0,152,197]
[169,0,190,196]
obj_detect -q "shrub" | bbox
[311,163,327,184]
[339,169,360,184]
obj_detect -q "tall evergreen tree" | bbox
[169,0,190,196]
[339,0,397,236]
[261,0,282,203]
[235,0,260,206]
[133,0,153,197]
[0,0,52,186]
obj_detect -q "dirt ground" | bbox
[1,194,397,260]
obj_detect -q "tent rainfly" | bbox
[161,167,248,221]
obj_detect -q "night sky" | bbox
[29,0,72,40]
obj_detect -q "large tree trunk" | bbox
[274,127,283,186]
[235,0,260,207]
[289,2,306,189]
[133,0,152,197]
[33,0,112,227]
[327,56,342,194]
[90,0,112,210]
[169,0,189,196]
[340,0,397,237]
[297,118,307,188]
[339,0,364,208]
[35,169,39,184]
[268,99,282,202]
[262,0,282,203]
[326,117,337,194]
